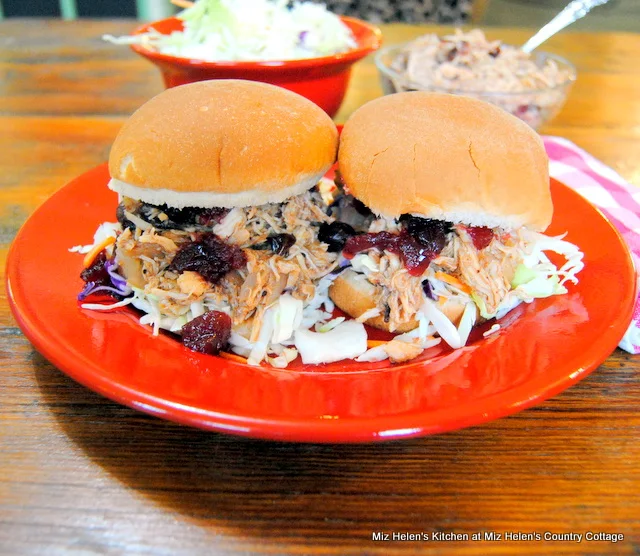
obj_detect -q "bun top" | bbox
[338,92,552,231]
[108,80,339,208]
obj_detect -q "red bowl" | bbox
[130,15,382,117]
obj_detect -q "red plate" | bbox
[6,165,635,442]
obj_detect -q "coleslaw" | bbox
[347,219,584,364]
[73,194,584,369]
[103,0,357,62]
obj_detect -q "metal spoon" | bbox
[521,0,611,53]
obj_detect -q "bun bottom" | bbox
[329,269,466,333]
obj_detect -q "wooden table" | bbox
[1,19,639,555]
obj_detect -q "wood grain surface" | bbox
[1,19,639,555]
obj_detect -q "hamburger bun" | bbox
[329,270,466,333]
[338,92,552,231]
[108,80,339,208]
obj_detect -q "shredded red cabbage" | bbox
[78,253,132,301]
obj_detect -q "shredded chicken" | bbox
[114,190,339,334]
[235,250,288,326]
[177,271,209,297]
[454,226,523,315]
[383,339,424,363]
[115,227,192,288]
[354,217,531,330]
[138,231,179,253]
[364,252,424,332]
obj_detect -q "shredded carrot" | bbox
[434,271,471,294]
[219,351,248,364]
[367,340,387,348]
[82,236,116,268]
[171,0,194,8]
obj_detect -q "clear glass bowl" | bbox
[374,43,577,130]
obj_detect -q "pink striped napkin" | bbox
[543,136,639,354]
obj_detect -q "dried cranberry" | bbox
[515,104,540,117]
[169,233,246,284]
[318,222,356,252]
[401,215,452,253]
[252,233,296,257]
[197,207,229,227]
[116,203,136,231]
[78,250,122,301]
[343,231,439,276]
[136,203,229,230]
[80,250,111,287]
[181,311,232,355]
[353,198,372,217]
[465,226,494,250]
[271,234,296,256]
[137,203,181,229]
[162,205,196,223]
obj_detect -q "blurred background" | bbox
[0,0,639,32]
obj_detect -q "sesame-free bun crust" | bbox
[338,92,552,231]
[108,80,339,208]
[329,270,465,333]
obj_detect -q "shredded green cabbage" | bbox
[510,232,583,301]
[470,232,584,320]
[271,294,303,344]
[104,0,356,62]
[295,320,367,364]
[511,264,537,288]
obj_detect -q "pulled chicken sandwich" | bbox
[75,79,353,367]
[326,92,584,363]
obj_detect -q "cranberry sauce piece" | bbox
[169,233,246,284]
[252,233,296,257]
[181,311,232,355]
[318,222,356,252]
[195,208,230,227]
[134,203,229,230]
[344,231,436,276]
[465,226,494,250]
[343,216,452,276]
[401,215,452,253]
[80,250,111,288]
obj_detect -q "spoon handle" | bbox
[521,0,611,53]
